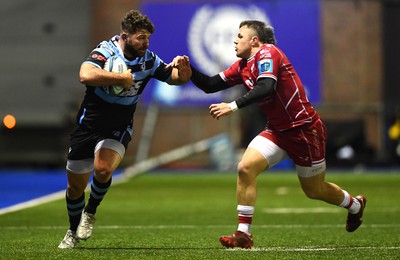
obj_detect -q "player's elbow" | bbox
[79,70,91,85]
[79,63,97,85]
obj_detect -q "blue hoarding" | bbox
[140,1,320,107]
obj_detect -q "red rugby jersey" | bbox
[219,44,318,131]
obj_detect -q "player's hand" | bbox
[176,55,192,82]
[209,102,233,120]
[122,69,134,90]
[166,55,189,69]
[167,55,192,84]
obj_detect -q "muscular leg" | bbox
[297,171,345,205]
[298,170,362,215]
[93,147,121,182]
[59,170,91,249]
[67,171,91,200]
[219,147,270,247]
[84,147,121,214]
[64,171,91,233]
[235,147,269,235]
[76,147,123,240]
[237,147,269,206]
[298,169,366,232]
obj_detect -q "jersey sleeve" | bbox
[256,45,281,81]
[83,51,108,69]
[83,42,115,69]
[220,60,243,86]
[150,53,172,82]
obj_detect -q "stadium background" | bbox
[0,0,399,171]
[1,2,400,257]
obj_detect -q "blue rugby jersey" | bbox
[75,35,172,131]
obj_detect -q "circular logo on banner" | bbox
[188,4,270,74]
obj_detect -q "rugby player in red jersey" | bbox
[187,20,366,249]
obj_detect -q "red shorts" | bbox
[259,118,328,167]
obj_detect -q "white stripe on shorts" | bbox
[248,135,326,177]
[66,139,125,174]
[248,135,287,168]
[95,139,125,159]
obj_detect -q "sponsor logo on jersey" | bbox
[258,59,273,73]
[188,4,270,74]
[91,53,107,62]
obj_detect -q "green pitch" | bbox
[0,171,399,259]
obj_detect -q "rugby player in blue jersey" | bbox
[58,10,191,249]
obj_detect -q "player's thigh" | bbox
[247,135,287,171]
[94,139,124,173]
[240,147,269,175]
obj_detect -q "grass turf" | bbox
[0,171,399,259]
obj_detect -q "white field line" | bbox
[2,225,400,252]
[2,223,400,252]
[1,190,399,216]
[263,207,400,214]
[228,246,400,252]
[2,224,400,230]
[263,207,342,214]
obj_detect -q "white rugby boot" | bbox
[76,212,96,240]
[58,230,79,249]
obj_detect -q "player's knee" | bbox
[237,160,249,175]
[238,160,258,181]
[94,163,113,180]
[237,157,266,179]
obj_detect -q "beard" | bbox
[124,43,145,59]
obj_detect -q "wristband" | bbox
[228,101,238,112]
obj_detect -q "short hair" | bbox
[239,20,276,44]
[121,10,155,34]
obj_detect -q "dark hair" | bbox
[121,10,155,34]
[239,20,276,44]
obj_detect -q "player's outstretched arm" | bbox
[190,65,230,93]
[167,55,192,85]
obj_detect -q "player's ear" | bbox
[121,33,128,41]
[251,36,258,46]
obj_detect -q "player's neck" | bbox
[248,46,262,59]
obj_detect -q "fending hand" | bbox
[167,55,192,84]
[209,102,233,120]
[166,55,190,70]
